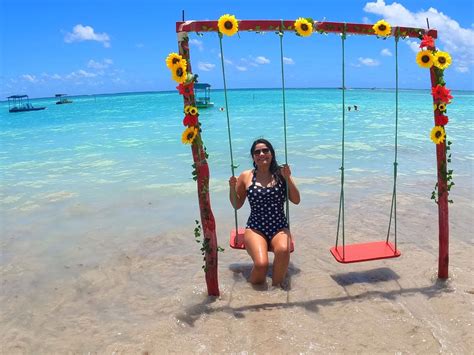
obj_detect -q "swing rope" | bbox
[279,20,290,227]
[335,24,347,258]
[218,32,239,237]
[386,29,399,250]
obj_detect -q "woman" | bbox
[229,138,300,286]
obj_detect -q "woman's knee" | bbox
[273,243,290,257]
[253,258,269,270]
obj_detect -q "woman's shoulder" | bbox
[239,169,253,178]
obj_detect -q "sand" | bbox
[1,179,473,354]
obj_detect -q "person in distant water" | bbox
[219,107,225,111]
[228,138,300,287]
[354,105,358,111]
[348,106,351,111]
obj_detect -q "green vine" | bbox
[194,220,224,272]
[431,140,454,204]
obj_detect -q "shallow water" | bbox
[0,89,473,352]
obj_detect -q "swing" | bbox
[330,25,401,263]
[218,23,294,253]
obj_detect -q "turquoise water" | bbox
[0,89,473,265]
[1,89,473,195]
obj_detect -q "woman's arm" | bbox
[229,171,248,209]
[280,165,301,205]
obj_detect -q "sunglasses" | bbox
[253,148,270,155]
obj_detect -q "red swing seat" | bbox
[230,228,295,252]
[330,240,400,263]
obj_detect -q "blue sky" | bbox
[1,0,473,98]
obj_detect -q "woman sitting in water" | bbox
[228,138,300,287]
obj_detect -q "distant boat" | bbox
[194,83,214,108]
[7,95,46,113]
[55,94,73,104]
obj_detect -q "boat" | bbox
[55,94,73,104]
[194,83,214,108]
[7,95,46,113]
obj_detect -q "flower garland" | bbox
[165,52,200,145]
[416,33,455,203]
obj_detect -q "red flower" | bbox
[419,34,434,49]
[435,114,449,126]
[431,85,453,103]
[177,82,194,96]
[183,114,198,126]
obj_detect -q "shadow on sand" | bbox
[176,267,453,326]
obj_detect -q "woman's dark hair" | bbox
[250,138,282,180]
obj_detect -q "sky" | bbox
[1,0,473,98]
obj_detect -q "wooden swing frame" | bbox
[175,19,449,297]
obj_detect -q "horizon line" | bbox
[2,86,473,101]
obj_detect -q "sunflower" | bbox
[294,18,313,37]
[438,103,447,112]
[166,53,186,70]
[416,50,434,68]
[372,20,391,36]
[433,103,438,111]
[171,62,187,83]
[433,51,452,70]
[182,126,198,144]
[218,14,238,36]
[184,105,198,115]
[430,126,446,144]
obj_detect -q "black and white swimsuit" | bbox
[246,170,289,241]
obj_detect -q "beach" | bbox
[1,89,473,353]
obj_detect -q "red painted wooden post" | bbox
[429,52,450,279]
[177,31,220,296]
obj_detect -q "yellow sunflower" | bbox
[438,103,447,112]
[166,53,186,70]
[294,18,313,37]
[218,14,238,36]
[430,126,446,144]
[433,103,437,111]
[433,51,452,70]
[416,50,434,68]
[182,126,198,144]
[372,20,391,36]
[171,62,187,83]
[184,105,198,115]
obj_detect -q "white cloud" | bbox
[364,0,474,72]
[64,24,111,48]
[66,70,97,79]
[358,57,380,66]
[87,59,113,70]
[255,56,270,64]
[21,74,38,83]
[189,39,204,51]
[381,48,392,56]
[236,66,247,71]
[283,57,295,65]
[197,62,215,71]
[225,59,233,65]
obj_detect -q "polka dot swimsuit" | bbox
[246,170,289,241]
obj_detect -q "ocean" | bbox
[1,88,473,352]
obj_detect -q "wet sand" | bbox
[1,181,473,353]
